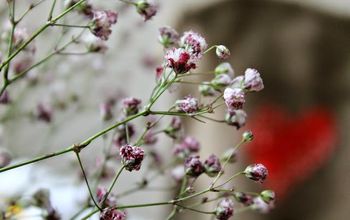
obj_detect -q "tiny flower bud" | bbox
[143,130,158,145]
[180,31,208,58]
[184,155,204,177]
[155,66,164,80]
[120,145,145,171]
[223,88,245,110]
[175,95,199,114]
[90,10,118,41]
[199,84,216,96]
[216,45,230,59]
[165,48,197,74]
[214,62,234,77]
[244,68,264,92]
[135,0,157,21]
[242,130,254,142]
[164,117,182,138]
[233,192,254,206]
[244,163,268,183]
[158,26,179,48]
[100,207,126,220]
[65,0,94,17]
[84,35,108,53]
[0,148,11,168]
[260,190,275,203]
[211,74,232,89]
[122,97,142,116]
[215,198,234,220]
[221,148,237,163]
[204,154,222,177]
[225,109,247,129]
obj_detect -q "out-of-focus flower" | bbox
[158,26,179,48]
[120,145,145,171]
[211,74,232,89]
[113,123,135,147]
[143,130,158,145]
[84,34,108,53]
[216,45,230,60]
[100,207,127,220]
[251,197,274,213]
[184,155,204,177]
[171,165,185,182]
[175,95,199,114]
[164,117,182,138]
[233,192,254,206]
[244,163,268,183]
[36,103,53,123]
[243,68,264,92]
[165,48,197,74]
[215,198,234,220]
[90,10,118,41]
[204,154,221,177]
[65,0,94,17]
[180,31,207,58]
[199,84,216,97]
[260,190,275,204]
[135,0,158,21]
[214,62,234,77]
[96,187,117,207]
[225,109,247,129]
[242,131,254,142]
[0,90,11,104]
[223,88,245,111]
[122,97,141,116]
[173,136,200,158]
[100,102,114,121]
[0,148,11,168]
[13,55,33,74]
[231,76,244,89]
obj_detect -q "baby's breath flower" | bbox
[135,0,157,21]
[158,26,179,48]
[244,163,268,183]
[204,154,221,177]
[184,155,204,177]
[180,31,207,58]
[223,88,245,111]
[215,198,234,220]
[165,48,197,74]
[216,45,230,60]
[214,62,234,77]
[244,68,264,92]
[175,95,199,114]
[120,145,145,171]
[90,10,118,41]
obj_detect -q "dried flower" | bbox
[204,154,222,177]
[135,0,157,21]
[120,145,145,171]
[214,62,234,77]
[90,10,118,40]
[165,48,197,74]
[100,207,127,220]
[211,74,232,89]
[184,155,204,177]
[122,97,142,116]
[113,123,135,147]
[199,84,216,96]
[216,45,230,59]
[233,192,254,206]
[215,198,234,220]
[225,109,247,129]
[223,88,245,111]
[180,31,207,58]
[158,26,179,48]
[155,66,164,80]
[65,0,94,17]
[243,68,264,92]
[175,95,199,114]
[244,163,268,183]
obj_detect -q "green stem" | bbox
[47,0,57,21]
[0,0,86,72]
[101,166,125,205]
[51,23,90,29]
[76,152,102,211]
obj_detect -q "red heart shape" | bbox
[245,104,337,198]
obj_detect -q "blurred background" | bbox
[0,0,350,219]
